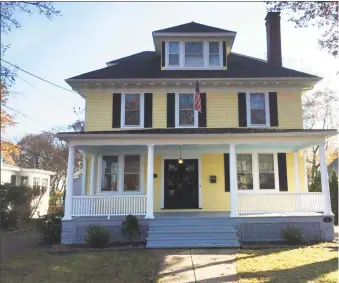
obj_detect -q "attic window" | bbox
[165,40,224,69]
[168,42,179,66]
[185,42,203,67]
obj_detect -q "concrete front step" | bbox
[147,233,238,240]
[146,240,240,248]
[148,225,237,233]
[149,219,235,226]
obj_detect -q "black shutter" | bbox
[222,41,227,67]
[112,93,121,128]
[161,41,165,68]
[224,154,230,192]
[144,93,153,128]
[198,93,207,127]
[238,92,247,127]
[278,153,288,191]
[269,92,278,126]
[10,175,16,185]
[167,93,175,128]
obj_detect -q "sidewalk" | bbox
[156,249,237,283]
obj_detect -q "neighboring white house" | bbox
[1,164,55,217]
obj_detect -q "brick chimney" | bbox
[265,12,282,66]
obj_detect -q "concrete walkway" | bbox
[157,249,237,283]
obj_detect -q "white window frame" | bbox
[165,40,223,70]
[167,41,180,67]
[236,152,279,192]
[208,41,222,67]
[99,153,144,195]
[246,92,270,127]
[175,93,198,128]
[121,93,144,128]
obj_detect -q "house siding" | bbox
[84,91,303,131]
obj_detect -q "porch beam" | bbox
[293,152,300,192]
[63,145,75,220]
[145,144,154,219]
[229,143,238,217]
[319,142,332,215]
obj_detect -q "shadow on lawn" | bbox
[155,247,338,283]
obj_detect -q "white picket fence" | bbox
[237,192,324,214]
[72,195,147,216]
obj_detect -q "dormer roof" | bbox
[152,22,236,34]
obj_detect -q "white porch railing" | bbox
[237,192,324,214]
[72,195,147,216]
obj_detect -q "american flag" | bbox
[194,80,202,113]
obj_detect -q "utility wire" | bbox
[2,104,42,123]
[1,58,77,94]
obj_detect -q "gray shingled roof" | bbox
[68,52,319,80]
[152,22,236,34]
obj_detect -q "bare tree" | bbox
[303,88,339,180]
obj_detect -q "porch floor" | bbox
[70,211,323,221]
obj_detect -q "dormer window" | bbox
[168,41,179,66]
[165,40,224,69]
[209,42,221,66]
[185,42,204,67]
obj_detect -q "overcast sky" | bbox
[2,2,338,142]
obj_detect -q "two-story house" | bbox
[58,12,337,247]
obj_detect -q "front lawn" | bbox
[1,248,159,283]
[236,243,338,283]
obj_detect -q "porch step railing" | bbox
[72,195,147,216]
[237,192,324,214]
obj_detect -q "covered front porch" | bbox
[58,129,334,220]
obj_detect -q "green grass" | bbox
[236,243,338,283]
[1,248,159,283]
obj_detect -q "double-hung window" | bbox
[185,42,204,67]
[20,176,29,186]
[168,41,179,66]
[237,154,253,190]
[246,92,270,127]
[100,155,142,193]
[209,42,221,66]
[258,154,275,190]
[175,93,198,127]
[33,177,40,188]
[236,153,278,191]
[124,155,141,192]
[102,156,119,192]
[121,93,144,128]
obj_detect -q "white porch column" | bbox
[90,154,97,196]
[319,142,332,215]
[63,145,75,220]
[81,152,87,195]
[96,155,102,193]
[303,151,309,192]
[229,144,238,217]
[293,152,300,192]
[145,144,154,219]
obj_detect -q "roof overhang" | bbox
[66,77,322,98]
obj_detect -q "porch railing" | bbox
[72,195,147,216]
[237,192,324,214]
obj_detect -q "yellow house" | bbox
[58,12,337,247]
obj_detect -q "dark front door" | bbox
[164,159,199,209]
